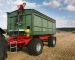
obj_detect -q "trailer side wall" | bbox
[7,9,56,36]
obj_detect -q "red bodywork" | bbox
[8,36,32,48]
[7,35,49,48]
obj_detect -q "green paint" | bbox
[7,9,56,36]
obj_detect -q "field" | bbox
[6,32,75,60]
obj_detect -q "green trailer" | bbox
[7,9,56,35]
[7,9,56,55]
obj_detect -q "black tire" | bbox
[48,37,56,47]
[27,39,43,56]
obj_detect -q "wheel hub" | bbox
[36,43,41,52]
[53,40,55,45]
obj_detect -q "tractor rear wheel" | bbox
[27,38,43,56]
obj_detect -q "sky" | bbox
[0,0,75,29]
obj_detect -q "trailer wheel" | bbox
[48,37,56,47]
[28,39,43,56]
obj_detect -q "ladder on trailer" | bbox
[9,41,18,52]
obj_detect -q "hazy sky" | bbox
[0,0,75,29]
